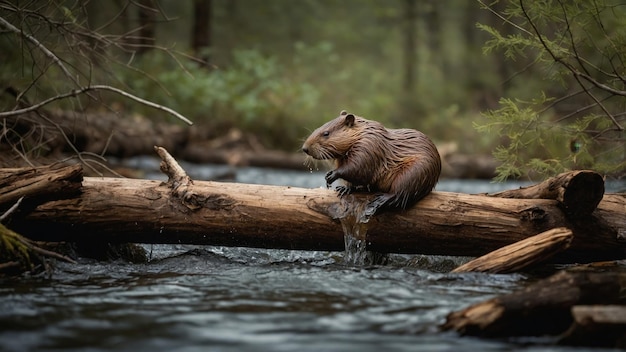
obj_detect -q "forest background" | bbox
[0,0,625,181]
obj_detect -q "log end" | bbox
[560,171,604,216]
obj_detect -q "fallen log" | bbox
[3,149,626,263]
[441,270,626,348]
[489,170,605,216]
[451,227,573,273]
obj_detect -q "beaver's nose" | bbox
[302,146,309,154]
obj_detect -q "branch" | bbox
[590,0,626,83]
[519,0,624,131]
[571,74,623,131]
[477,0,533,36]
[558,0,591,77]
[18,236,77,265]
[0,85,193,125]
[0,14,79,87]
[0,197,23,222]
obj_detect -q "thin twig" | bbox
[0,14,80,87]
[558,0,591,77]
[17,236,77,264]
[0,85,193,125]
[0,261,21,271]
[477,0,533,36]
[0,197,24,222]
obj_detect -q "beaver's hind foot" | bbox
[364,193,395,217]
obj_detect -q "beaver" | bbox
[302,110,441,214]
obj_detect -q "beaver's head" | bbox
[302,110,361,160]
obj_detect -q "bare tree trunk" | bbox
[192,0,212,65]
[136,0,156,54]
[424,0,440,55]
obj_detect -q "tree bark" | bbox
[3,153,625,263]
[0,163,83,212]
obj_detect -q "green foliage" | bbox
[119,40,422,149]
[479,93,625,181]
[120,48,324,149]
[477,95,567,181]
[475,0,626,180]
[477,23,538,61]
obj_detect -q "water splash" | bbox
[332,195,388,266]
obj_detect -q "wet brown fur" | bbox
[302,110,441,211]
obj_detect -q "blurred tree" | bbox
[137,0,157,54]
[403,0,418,94]
[192,0,212,65]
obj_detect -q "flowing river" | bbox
[1,158,624,352]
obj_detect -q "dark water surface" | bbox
[1,159,624,352]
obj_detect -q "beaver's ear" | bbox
[344,113,355,127]
[340,110,348,116]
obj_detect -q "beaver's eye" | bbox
[322,131,330,137]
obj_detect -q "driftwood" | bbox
[2,148,625,264]
[451,227,573,273]
[442,270,626,348]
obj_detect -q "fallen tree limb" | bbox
[451,227,573,273]
[2,151,625,263]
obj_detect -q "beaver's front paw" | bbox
[335,185,352,197]
[325,170,339,188]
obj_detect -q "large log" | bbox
[4,156,626,263]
